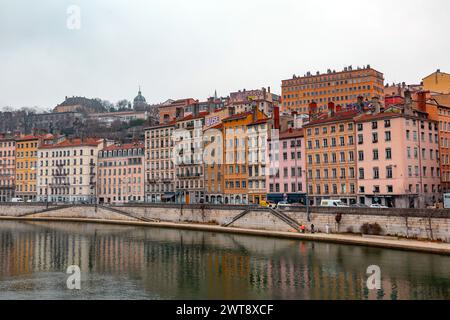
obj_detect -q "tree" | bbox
[116,99,131,111]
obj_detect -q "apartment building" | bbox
[423,69,450,94]
[246,117,269,204]
[304,104,359,206]
[0,137,16,202]
[15,134,53,201]
[267,128,306,203]
[203,123,224,204]
[281,65,384,114]
[222,107,267,204]
[37,138,104,203]
[97,142,145,204]
[173,110,208,204]
[144,121,175,202]
[355,110,441,208]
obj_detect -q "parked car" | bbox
[276,201,291,209]
[369,204,389,209]
[351,203,368,208]
[320,199,348,207]
[11,197,24,203]
[260,200,276,209]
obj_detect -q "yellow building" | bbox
[15,136,39,201]
[423,69,450,94]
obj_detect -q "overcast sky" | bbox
[1,0,449,110]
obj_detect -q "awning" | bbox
[162,193,175,199]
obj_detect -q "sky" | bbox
[1,0,449,110]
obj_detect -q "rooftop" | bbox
[39,137,102,149]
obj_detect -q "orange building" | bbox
[204,123,225,204]
[222,106,267,204]
[281,65,384,115]
[423,69,450,94]
[419,91,450,192]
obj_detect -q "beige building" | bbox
[97,142,145,204]
[144,121,175,202]
[37,138,106,203]
[423,70,450,94]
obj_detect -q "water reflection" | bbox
[0,221,449,300]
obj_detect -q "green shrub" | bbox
[360,222,383,235]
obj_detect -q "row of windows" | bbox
[40,149,94,158]
[269,182,304,193]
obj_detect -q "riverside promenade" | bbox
[1,203,450,256]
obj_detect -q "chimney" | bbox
[308,102,318,121]
[417,91,428,112]
[268,86,271,93]
[193,104,199,117]
[335,105,342,113]
[371,96,381,114]
[252,104,257,122]
[176,107,184,120]
[273,106,280,130]
[404,90,413,115]
[327,102,335,117]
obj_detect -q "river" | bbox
[0,220,448,300]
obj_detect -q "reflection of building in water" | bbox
[0,222,449,299]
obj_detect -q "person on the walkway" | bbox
[300,225,305,233]
[311,224,315,234]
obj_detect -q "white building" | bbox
[37,137,106,203]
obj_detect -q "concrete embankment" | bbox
[1,216,449,255]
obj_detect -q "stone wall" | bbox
[0,203,449,242]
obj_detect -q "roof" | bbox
[16,134,54,142]
[304,110,360,127]
[145,120,177,130]
[247,118,269,126]
[423,70,450,80]
[101,142,144,152]
[278,128,304,140]
[179,111,209,121]
[222,111,252,122]
[39,137,103,149]
[354,112,403,123]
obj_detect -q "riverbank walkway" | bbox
[1,215,449,256]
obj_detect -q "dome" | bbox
[134,89,146,104]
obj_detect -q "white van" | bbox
[11,197,24,203]
[320,199,348,207]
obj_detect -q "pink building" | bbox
[97,142,145,204]
[355,111,441,208]
[0,137,16,202]
[267,128,306,203]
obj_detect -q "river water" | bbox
[0,220,448,300]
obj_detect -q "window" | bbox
[373,167,379,179]
[373,149,379,160]
[372,132,378,143]
[381,148,391,162]
[385,131,391,141]
[387,185,393,193]
[372,121,378,129]
[386,166,393,179]
[358,151,364,161]
[357,123,363,131]
[384,120,391,128]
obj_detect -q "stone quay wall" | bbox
[0,203,449,243]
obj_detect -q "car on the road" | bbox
[369,204,389,209]
[351,203,369,208]
[320,199,348,207]
[11,197,24,203]
[276,201,291,209]
[260,200,276,209]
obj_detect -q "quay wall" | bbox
[0,203,449,243]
